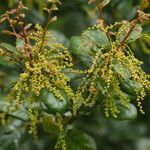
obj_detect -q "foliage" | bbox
[0,0,150,150]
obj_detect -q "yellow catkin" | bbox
[55,115,67,150]
[77,24,150,118]
[28,109,39,137]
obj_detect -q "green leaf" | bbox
[70,28,110,68]
[50,30,70,47]
[0,43,21,56]
[63,68,84,80]
[40,89,70,114]
[117,104,137,120]
[66,129,97,150]
[111,59,131,80]
[128,24,143,42]
[83,29,110,49]
[121,79,144,96]
[117,24,143,43]
[70,36,93,67]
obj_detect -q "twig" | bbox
[17,6,33,64]
[117,20,138,48]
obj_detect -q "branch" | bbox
[118,10,150,48]
[117,20,138,48]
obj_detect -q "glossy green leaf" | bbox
[117,104,137,120]
[70,28,110,67]
[63,68,84,81]
[112,59,131,80]
[40,89,70,114]
[70,36,93,67]
[66,129,97,150]
[83,29,110,49]
[121,79,144,96]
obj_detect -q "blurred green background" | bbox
[0,0,150,150]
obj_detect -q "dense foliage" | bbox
[0,0,150,150]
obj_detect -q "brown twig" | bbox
[6,17,21,39]
[117,19,138,48]
[17,4,33,63]
[117,10,150,48]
